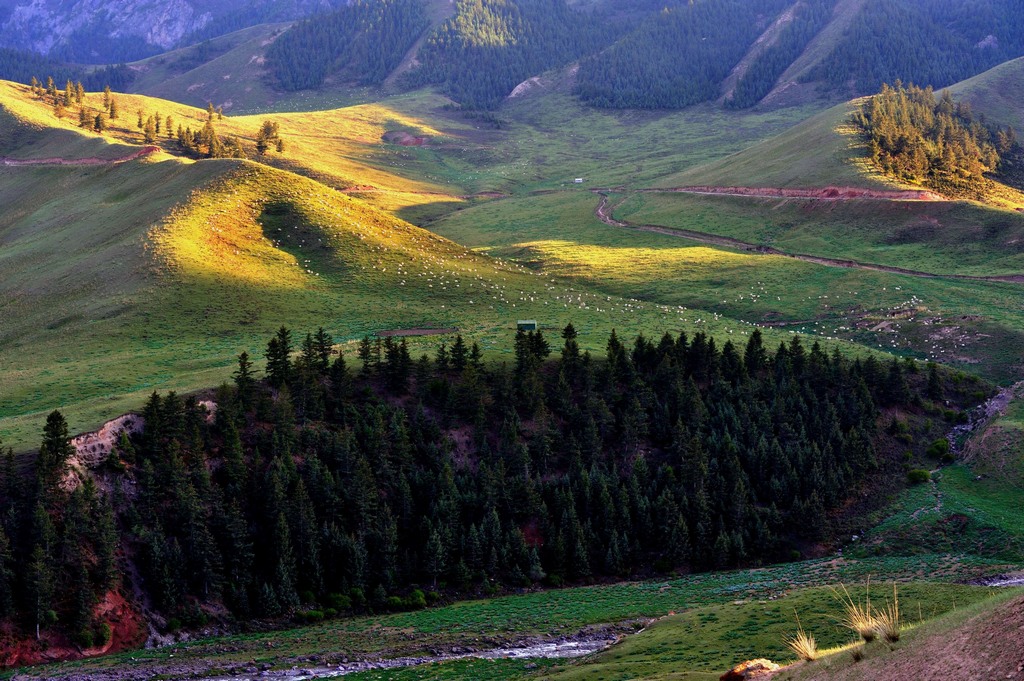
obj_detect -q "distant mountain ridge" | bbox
[0,0,343,63]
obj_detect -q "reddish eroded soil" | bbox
[0,591,145,669]
[382,131,430,146]
[0,146,160,167]
[658,185,946,202]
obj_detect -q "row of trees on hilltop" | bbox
[0,325,985,641]
[25,76,289,162]
[853,82,1022,198]
[268,0,429,91]
[574,0,790,109]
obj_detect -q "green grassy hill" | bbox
[651,101,889,190]
[951,56,1024,132]
[124,23,293,113]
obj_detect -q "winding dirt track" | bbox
[593,192,1024,285]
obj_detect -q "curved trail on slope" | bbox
[638,184,946,201]
[0,145,161,167]
[592,192,1024,285]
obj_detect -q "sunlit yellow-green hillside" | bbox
[0,80,476,215]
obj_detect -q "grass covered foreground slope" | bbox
[0,79,844,451]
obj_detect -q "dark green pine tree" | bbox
[314,327,334,374]
[451,335,468,373]
[265,326,293,388]
[233,351,257,408]
[37,410,74,497]
[0,526,14,617]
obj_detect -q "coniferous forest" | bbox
[410,0,619,109]
[0,48,133,92]
[724,0,836,110]
[574,0,790,109]
[0,326,985,644]
[267,0,429,91]
[853,82,1023,198]
[804,0,1024,96]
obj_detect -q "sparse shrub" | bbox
[71,627,94,649]
[926,438,950,459]
[323,607,338,619]
[404,589,427,610]
[850,646,865,662]
[349,587,366,611]
[907,469,931,485]
[385,595,404,611]
[325,592,351,611]
[93,621,112,647]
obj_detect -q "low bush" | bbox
[907,469,931,484]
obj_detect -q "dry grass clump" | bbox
[784,612,818,661]
[874,584,902,643]
[833,582,880,642]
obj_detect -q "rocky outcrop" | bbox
[721,658,781,680]
[1,0,212,55]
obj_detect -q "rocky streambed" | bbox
[205,636,615,680]
[16,627,631,681]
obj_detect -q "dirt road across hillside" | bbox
[593,192,1024,285]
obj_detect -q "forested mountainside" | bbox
[267,0,430,91]
[804,0,1024,97]
[575,0,1024,110]
[407,0,620,109]
[574,0,791,109]
[2,0,1024,109]
[0,48,133,90]
[0,326,984,647]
